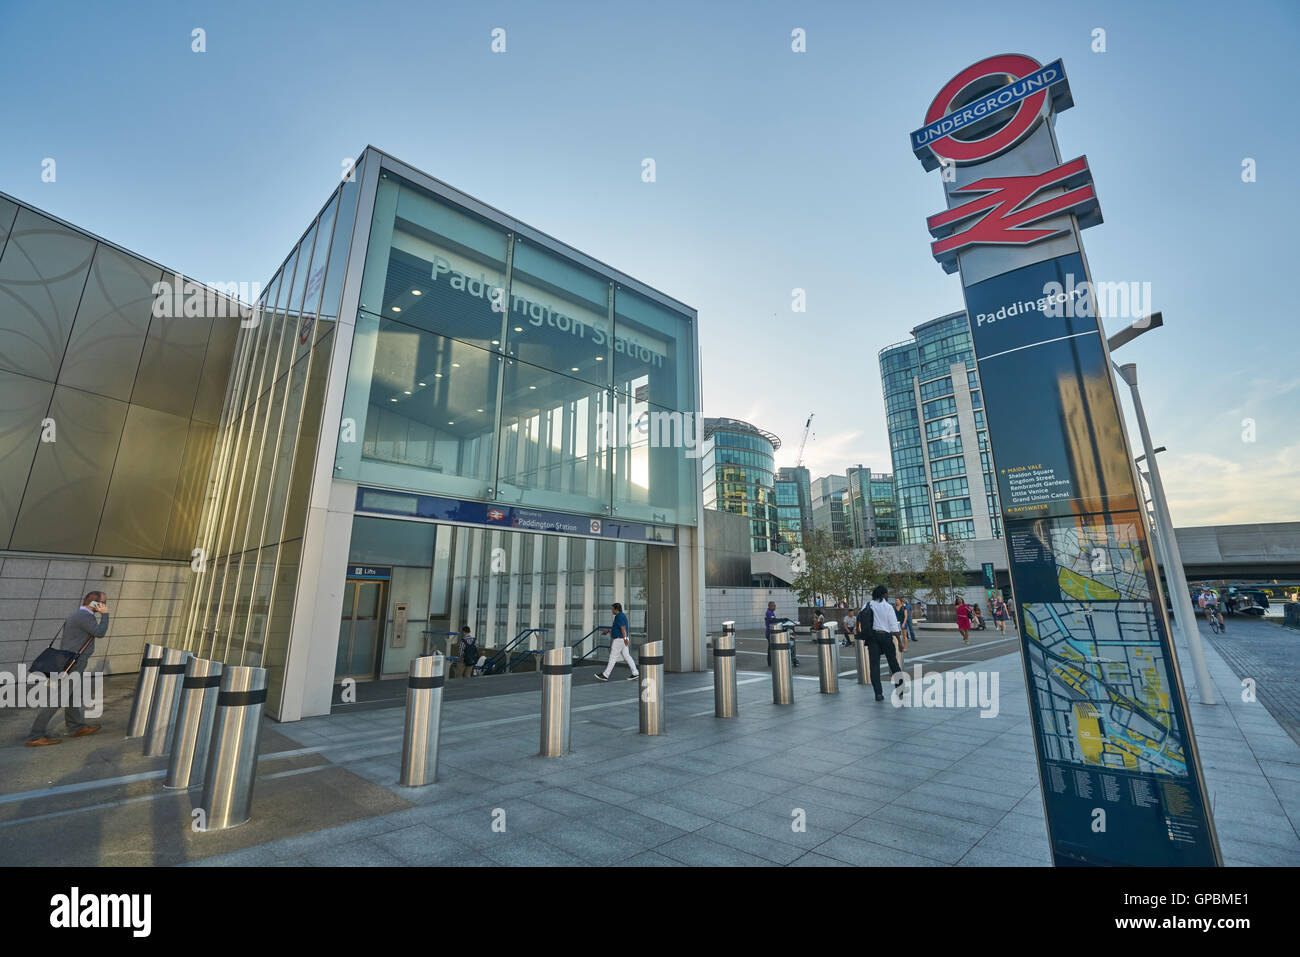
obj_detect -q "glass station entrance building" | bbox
[173,147,705,721]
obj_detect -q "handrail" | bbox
[570,627,602,660]
[484,628,549,674]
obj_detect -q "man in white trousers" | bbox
[595,602,640,681]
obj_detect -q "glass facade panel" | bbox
[280,220,318,374]
[10,386,128,554]
[0,197,17,250]
[318,155,365,327]
[94,404,191,556]
[611,395,696,525]
[58,245,160,402]
[497,357,610,514]
[359,320,498,498]
[193,319,240,425]
[162,420,217,560]
[0,210,96,381]
[260,353,308,547]
[362,174,509,352]
[0,370,54,547]
[613,285,693,413]
[507,239,611,387]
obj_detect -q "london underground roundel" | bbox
[924,54,1049,166]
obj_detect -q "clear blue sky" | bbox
[2,0,1295,526]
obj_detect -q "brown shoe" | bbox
[68,725,102,738]
[26,736,61,747]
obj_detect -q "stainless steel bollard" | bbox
[143,647,191,756]
[816,626,839,694]
[539,646,572,757]
[198,665,268,830]
[855,633,871,685]
[164,657,224,789]
[638,640,664,735]
[126,642,165,738]
[770,629,794,705]
[400,654,446,786]
[713,623,738,718]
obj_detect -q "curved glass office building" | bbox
[172,148,705,720]
[701,417,780,553]
[879,311,1001,545]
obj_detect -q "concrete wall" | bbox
[705,585,797,631]
[0,553,189,678]
[1174,522,1300,576]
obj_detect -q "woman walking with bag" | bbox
[991,595,1009,635]
[956,598,972,645]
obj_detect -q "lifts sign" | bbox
[910,55,1221,868]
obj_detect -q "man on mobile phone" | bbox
[27,591,110,746]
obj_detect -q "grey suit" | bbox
[29,607,109,740]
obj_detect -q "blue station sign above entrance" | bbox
[355,486,677,545]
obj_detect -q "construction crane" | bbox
[794,413,814,469]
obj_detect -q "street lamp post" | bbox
[1112,359,1216,706]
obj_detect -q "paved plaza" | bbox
[2,618,1295,867]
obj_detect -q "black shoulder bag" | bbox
[30,627,95,677]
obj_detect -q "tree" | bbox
[921,539,970,604]
[942,540,968,600]
[791,528,836,607]
[921,541,952,604]
[849,547,882,609]
[880,548,919,600]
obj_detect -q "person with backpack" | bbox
[27,592,109,747]
[857,585,904,702]
[456,625,479,678]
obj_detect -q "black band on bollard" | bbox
[770,642,791,650]
[408,675,445,689]
[815,638,834,645]
[159,663,187,675]
[712,648,736,657]
[217,688,268,707]
[639,655,665,665]
[541,664,572,676]
[182,674,223,689]
[142,657,162,667]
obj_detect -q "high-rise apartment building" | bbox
[810,474,851,549]
[878,311,1002,545]
[774,465,812,554]
[845,465,900,548]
